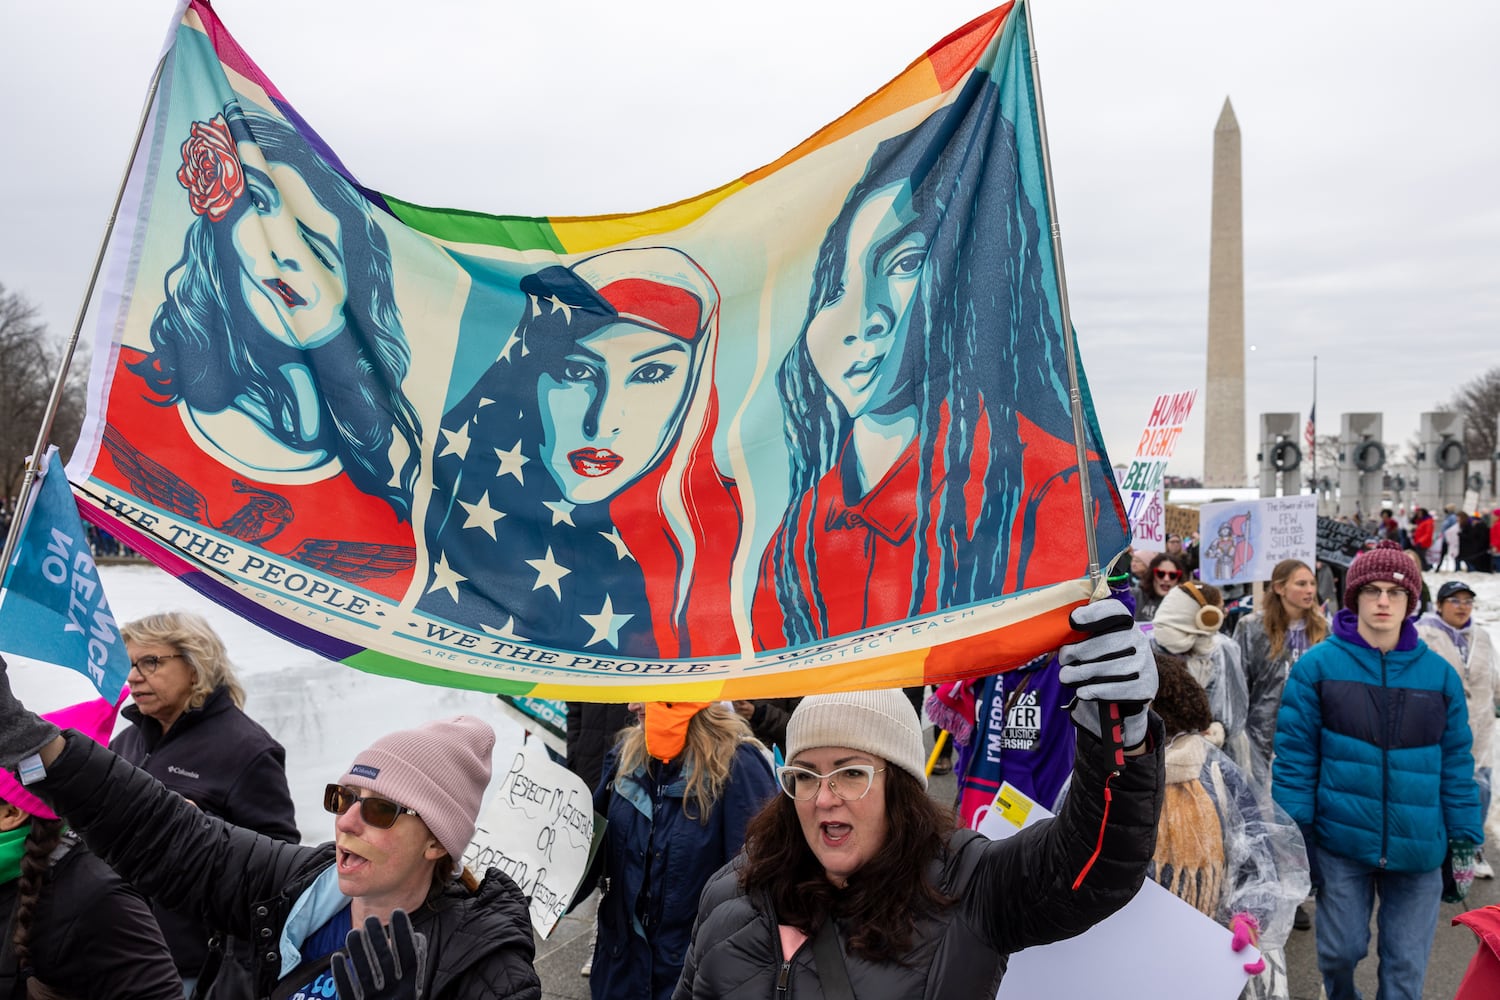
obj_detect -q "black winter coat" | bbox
[110,685,299,976]
[565,702,633,792]
[0,834,182,1000]
[36,735,541,1000]
[673,721,1164,1000]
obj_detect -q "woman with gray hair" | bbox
[112,610,298,992]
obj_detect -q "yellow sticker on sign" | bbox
[992,783,1034,830]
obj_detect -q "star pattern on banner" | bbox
[599,527,634,561]
[437,421,472,461]
[481,617,528,642]
[544,500,577,527]
[458,490,504,539]
[427,552,467,603]
[545,294,574,323]
[526,546,571,599]
[498,326,521,363]
[493,441,529,484]
[581,595,634,649]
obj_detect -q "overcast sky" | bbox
[2,0,1496,479]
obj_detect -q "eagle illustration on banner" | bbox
[68,0,1129,700]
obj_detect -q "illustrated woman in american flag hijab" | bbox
[95,99,422,599]
[423,247,741,657]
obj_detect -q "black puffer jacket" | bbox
[110,685,299,976]
[0,834,182,1000]
[35,735,541,1000]
[673,721,1164,1000]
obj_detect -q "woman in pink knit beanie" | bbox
[2,696,545,1000]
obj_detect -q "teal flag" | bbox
[0,449,132,697]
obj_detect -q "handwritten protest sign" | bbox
[1164,504,1200,545]
[462,736,600,937]
[1199,496,1317,586]
[983,783,1255,1000]
[1316,516,1371,569]
[1119,391,1197,548]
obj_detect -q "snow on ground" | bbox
[8,562,1500,844]
[8,563,527,844]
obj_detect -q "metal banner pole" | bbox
[1020,1,1102,588]
[0,55,167,575]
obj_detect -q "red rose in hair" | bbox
[176,114,245,222]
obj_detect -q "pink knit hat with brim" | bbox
[0,696,123,820]
[1343,540,1422,613]
[339,716,495,864]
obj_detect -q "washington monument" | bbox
[1203,97,1245,487]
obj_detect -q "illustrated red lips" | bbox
[569,448,622,477]
[263,277,307,308]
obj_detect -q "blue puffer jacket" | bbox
[1272,609,1482,872]
[591,740,776,1000]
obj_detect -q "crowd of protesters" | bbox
[0,497,1495,998]
[0,592,1164,1000]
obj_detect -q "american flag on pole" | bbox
[1305,403,1316,454]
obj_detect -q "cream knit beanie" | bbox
[785,689,927,789]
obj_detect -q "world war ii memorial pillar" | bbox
[1204,98,1245,487]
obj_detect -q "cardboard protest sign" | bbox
[1119,391,1196,547]
[462,736,601,937]
[1165,504,1200,544]
[1198,496,1317,586]
[982,782,1255,1000]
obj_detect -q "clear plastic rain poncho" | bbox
[1153,733,1310,1000]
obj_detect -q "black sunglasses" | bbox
[323,784,419,828]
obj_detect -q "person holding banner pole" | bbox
[0,699,181,1000]
[0,689,544,1000]
[673,599,1163,999]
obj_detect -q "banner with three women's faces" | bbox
[68,0,1129,701]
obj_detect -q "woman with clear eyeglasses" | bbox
[1416,580,1498,879]
[114,611,299,994]
[674,600,1164,998]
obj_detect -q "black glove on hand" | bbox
[331,909,428,1000]
[1058,599,1157,748]
[0,656,61,771]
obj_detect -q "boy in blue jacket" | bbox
[1273,540,1482,1000]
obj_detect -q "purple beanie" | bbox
[1343,540,1421,613]
[339,716,495,864]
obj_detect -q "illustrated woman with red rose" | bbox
[94,100,422,599]
[420,247,743,658]
[752,79,1123,649]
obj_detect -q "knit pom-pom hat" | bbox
[1343,540,1421,613]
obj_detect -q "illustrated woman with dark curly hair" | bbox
[94,99,422,598]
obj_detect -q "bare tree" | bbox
[1439,366,1500,497]
[0,283,88,498]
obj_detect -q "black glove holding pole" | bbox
[1057,599,1157,761]
[331,908,428,1000]
[0,656,63,770]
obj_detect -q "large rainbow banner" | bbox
[68,0,1129,701]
